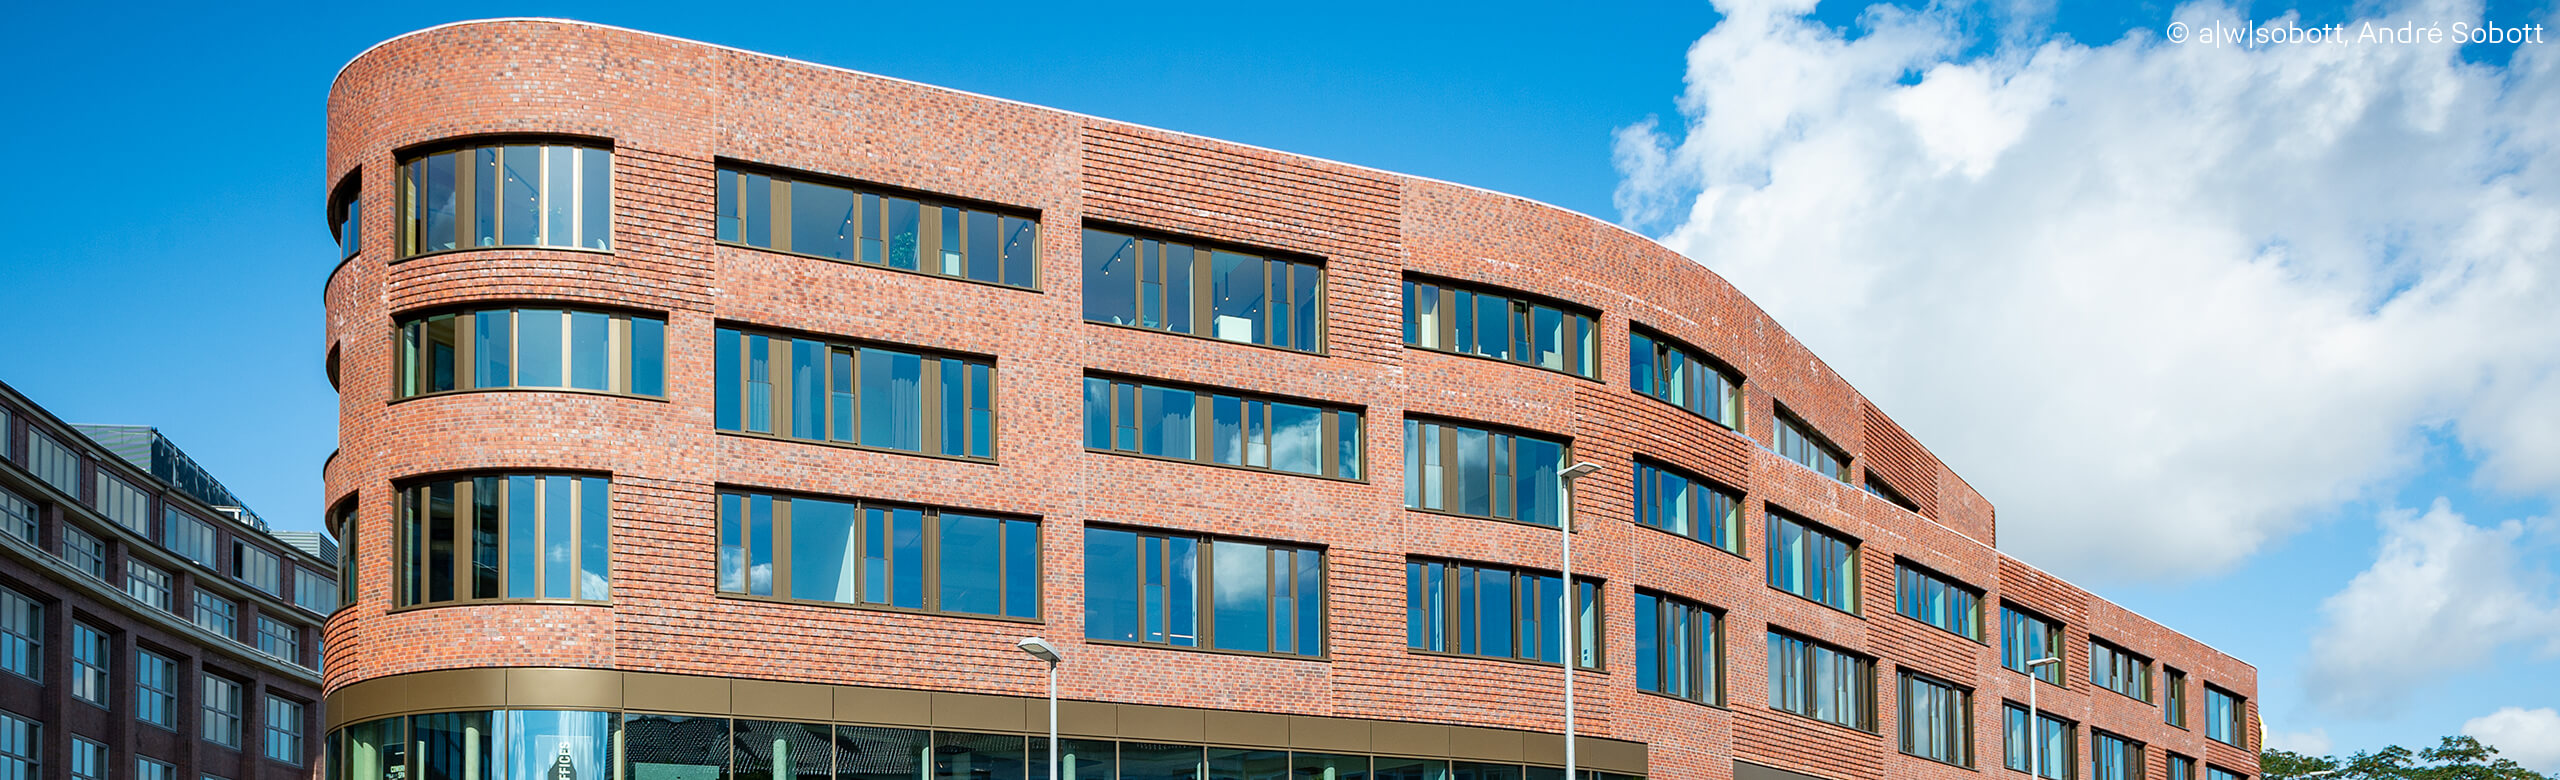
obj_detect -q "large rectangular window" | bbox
[2205,686,2245,746]
[1633,591,1719,704]
[73,623,109,707]
[1766,509,1858,613]
[96,472,150,535]
[1898,672,1971,767]
[203,676,243,747]
[335,501,358,611]
[63,526,107,580]
[2167,755,2195,780]
[0,712,31,780]
[137,649,177,729]
[165,509,217,566]
[1895,562,1981,640]
[2090,640,2152,702]
[1765,631,1873,731]
[1632,459,1741,553]
[713,327,996,459]
[72,737,105,780]
[267,696,306,764]
[717,167,1040,289]
[0,486,33,545]
[1403,419,1568,527]
[293,568,336,615]
[1772,407,1849,481]
[235,542,280,594]
[256,617,301,667]
[396,475,611,607]
[1083,526,1323,657]
[138,759,173,780]
[1084,227,1324,353]
[716,490,1038,619]
[400,142,611,255]
[1403,278,1596,378]
[0,586,37,680]
[2004,705,2075,780]
[193,591,237,639]
[2002,604,2065,684]
[397,308,666,398]
[1406,559,1600,669]
[2164,668,2189,728]
[128,561,173,612]
[2206,766,2242,780]
[1628,328,1742,428]
[332,179,362,259]
[1083,376,1362,480]
[2092,733,2143,780]
[25,428,82,497]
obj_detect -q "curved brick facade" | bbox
[320,19,2259,780]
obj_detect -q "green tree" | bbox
[2267,736,2551,780]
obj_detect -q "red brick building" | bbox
[318,18,2260,780]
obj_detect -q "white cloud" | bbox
[2265,727,2333,756]
[1612,0,2560,582]
[2463,707,2560,772]
[2305,500,2560,716]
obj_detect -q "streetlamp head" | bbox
[1560,462,1602,480]
[1016,637,1061,664]
[2027,656,2061,669]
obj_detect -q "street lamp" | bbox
[2026,656,2061,780]
[1556,461,1602,780]
[1017,637,1061,780]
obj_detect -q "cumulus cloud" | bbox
[2462,707,2560,772]
[1613,0,2560,582]
[2266,727,2333,756]
[2304,500,2559,715]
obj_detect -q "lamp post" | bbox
[1017,637,1061,780]
[2026,656,2061,780]
[1557,461,1602,780]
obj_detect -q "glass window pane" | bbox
[502,146,541,245]
[1002,217,1038,288]
[569,311,609,390]
[418,153,457,253]
[580,477,609,600]
[1085,529,1140,643]
[1269,403,1321,475]
[1209,251,1264,344]
[544,146,576,247]
[580,147,611,249]
[836,727,927,780]
[967,210,1001,282]
[933,732,1024,780]
[1082,230,1139,326]
[475,311,511,388]
[1118,743,1201,780]
[938,513,1004,615]
[630,316,665,396]
[1210,542,1270,653]
[517,309,564,388]
[792,340,827,440]
[789,498,858,603]
[861,349,924,451]
[792,180,857,260]
[729,720,830,780]
[544,475,575,598]
[506,711,615,780]
[1143,387,1195,460]
[1003,519,1038,618]
[623,713,726,780]
[883,198,920,270]
[412,711,495,780]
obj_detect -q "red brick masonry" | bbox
[320,18,2259,780]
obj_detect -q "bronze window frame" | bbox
[1627,324,1745,429]
[2089,638,2153,703]
[1895,669,1973,768]
[391,473,614,610]
[1631,456,1746,556]
[1400,416,1576,528]
[712,325,999,462]
[395,139,614,259]
[1765,628,1876,733]
[1081,524,1328,659]
[1771,404,1851,482]
[1633,589,1724,706]
[1082,225,1329,354]
[1404,556,1606,671]
[1401,275,1599,380]
[393,305,668,401]
[711,488,1041,622]
[715,162,1044,291]
[1082,374,1365,482]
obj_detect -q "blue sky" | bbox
[2,0,2553,767]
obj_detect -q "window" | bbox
[234,542,280,594]
[396,307,666,398]
[137,649,177,729]
[266,696,305,764]
[1406,559,1600,668]
[0,486,33,545]
[1403,419,1569,527]
[1632,459,1741,553]
[1084,527,1323,656]
[64,526,107,580]
[293,568,335,615]
[1864,474,1919,512]
[127,560,172,612]
[73,623,109,707]
[1628,328,1742,428]
[2092,733,2143,780]
[2166,756,2194,780]
[1403,277,1596,377]
[400,142,611,255]
[396,474,611,606]
[2090,640,2151,702]
[72,737,106,780]
[2206,768,2244,780]
[2004,705,2075,779]
[2205,686,2245,746]
[203,676,243,747]
[193,591,237,639]
[2002,604,2065,684]
[1765,631,1873,730]
[0,586,37,680]
[1083,376,1363,479]
[1766,509,1858,613]
[1773,407,1849,481]
[1895,562,1981,640]
[139,759,174,780]
[1633,591,1719,704]
[715,490,1038,619]
[256,617,300,666]
[713,327,995,459]
[2164,668,2189,728]
[1899,672,1971,766]
[165,509,216,566]
[332,177,362,259]
[1085,227,1324,352]
[334,500,357,611]
[717,166,1040,289]
[0,712,31,780]
[25,429,81,496]
[97,473,151,535]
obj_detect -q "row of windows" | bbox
[714,491,1038,619]
[1082,377,1363,480]
[1405,559,1600,668]
[1404,279,1598,378]
[0,587,310,761]
[329,710,1642,780]
[396,307,667,398]
[401,142,611,255]
[718,167,1041,288]
[3,493,322,673]
[396,475,610,607]
[2001,602,2246,746]
[1402,419,1568,527]
[1083,228,1324,352]
[1084,527,1323,657]
[713,328,996,459]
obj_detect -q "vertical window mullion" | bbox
[921,509,941,612]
